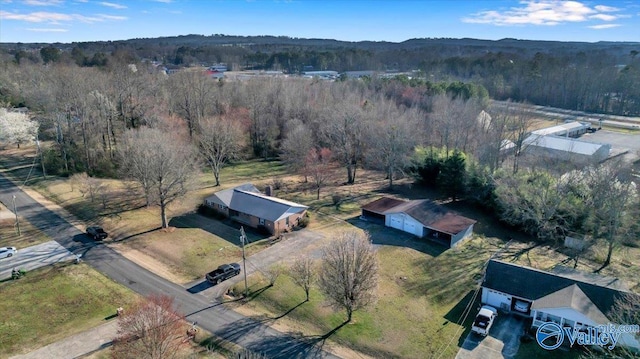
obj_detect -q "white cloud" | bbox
[99,2,126,9]
[1,10,125,23]
[27,27,68,32]
[589,13,617,21]
[588,23,622,29]
[594,5,619,12]
[23,0,63,5]
[1,10,72,22]
[462,1,625,26]
[97,13,126,20]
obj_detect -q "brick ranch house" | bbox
[203,183,308,235]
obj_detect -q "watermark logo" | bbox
[536,322,640,351]
[536,322,564,350]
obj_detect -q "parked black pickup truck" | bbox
[206,263,241,284]
[86,226,108,240]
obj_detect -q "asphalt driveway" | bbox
[456,314,525,359]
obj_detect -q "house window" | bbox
[286,217,289,226]
[536,312,547,321]
[219,204,227,210]
[259,218,265,225]
[546,314,561,325]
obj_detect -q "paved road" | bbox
[0,173,339,359]
[0,241,79,280]
[456,314,525,359]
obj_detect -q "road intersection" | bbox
[0,173,339,358]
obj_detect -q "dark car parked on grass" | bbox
[206,263,241,284]
[86,226,108,240]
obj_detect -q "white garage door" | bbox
[483,289,511,311]
[403,221,422,237]
[389,215,403,230]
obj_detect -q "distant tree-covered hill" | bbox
[1,34,639,115]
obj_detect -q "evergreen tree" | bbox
[439,150,466,201]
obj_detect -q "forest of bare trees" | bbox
[0,52,638,269]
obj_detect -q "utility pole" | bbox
[12,195,21,236]
[37,135,46,179]
[240,226,248,297]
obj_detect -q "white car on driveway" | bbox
[0,246,17,259]
[471,305,498,336]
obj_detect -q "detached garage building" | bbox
[361,197,476,248]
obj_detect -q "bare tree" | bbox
[167,70,217,138]
[504,101,536,174]
[429,95,484,157]
[606,293,640,358]
[111,294,190,359]
[321,92,367,184]
[280,119,314,182]
[476,106,510,173]
[318,231,378,322]
[583,162,638,272]
[306,147,332,200]
[198,116,243,186]
[366,106,420,189]
[118,127,199,228]
[69,172,103,203]
[290,257,316,302]
[262,264,284,287]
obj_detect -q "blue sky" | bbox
[1,0,639,43]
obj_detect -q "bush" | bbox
[331,194,342,208]
[272,177,284,190]
[298,213,310,228]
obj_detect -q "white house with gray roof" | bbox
[482,260,640,351]
[204,184,308,235]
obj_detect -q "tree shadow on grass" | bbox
[111,227,162,243]
[169,212,267,246]
[443,289,481,347]
[270,300,307,320]
[207,315,349,359]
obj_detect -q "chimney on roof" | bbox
[265,185,273,197]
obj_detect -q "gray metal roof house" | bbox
[204,184,308,235]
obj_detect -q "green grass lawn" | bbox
[214,159,289,188]
[0,217,52,249]
[0,262,138,358]
[515,340,584,359]
[232,237,495,359]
